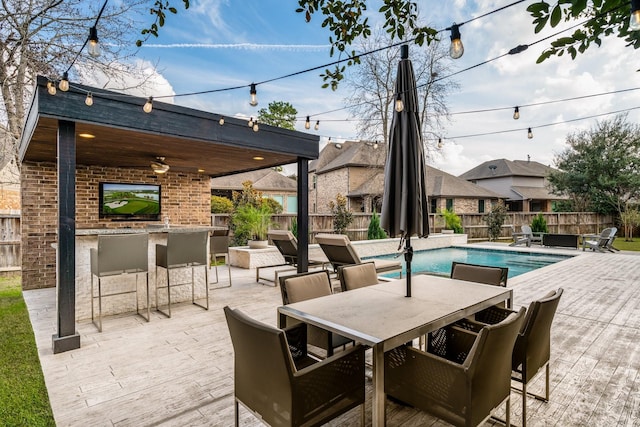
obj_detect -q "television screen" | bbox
[99,183,161,218]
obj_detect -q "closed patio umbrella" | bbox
[380,44,429,297]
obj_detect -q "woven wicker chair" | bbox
[224,306,365,427]
[450,261,511,311]
[315,233,402,277]
[210,228,231,288]
[338,262,380,292]
[279,270,353,357]
[386,307,526,427]
[457,288,563,427]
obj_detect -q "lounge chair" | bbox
[582,227,618,252]
[224,306,366,427]
[315,233,402,277]
[255,230,326,285]
[510,225,542,247]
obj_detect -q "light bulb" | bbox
[59,72,69,92]
[513,106,520,120]
[219,117,224,125]
[527,128,533,139]
[252,121,259,132]
[305,116,310,130]
[631,0,640,31]
[88,27,100,58]
[395,94,404,112]
[85,92,93,106]
[143,97,153,113]
[314,120,319,131]
[47,81,56,95]
[248,117,254,127]
[249,83,258,106]
[437,138,443,149]
[449,24,464,59]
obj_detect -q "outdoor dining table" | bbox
[277,274,513,426]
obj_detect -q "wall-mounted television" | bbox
[99,182,161,220]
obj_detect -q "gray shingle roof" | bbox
[458,158,555,180]
[210,169,297,192]
[316,141,385,174]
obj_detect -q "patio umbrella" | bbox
[380,44,429,297]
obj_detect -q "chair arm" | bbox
[428,325,478,364]
[475,306,515,325]
[283,322,308,361]
[293,344,366,414]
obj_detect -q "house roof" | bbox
[510,186,566,201]
[20,76,319,178]
[458,158,555,180]
[210,169,297,192]
[315,140,385,174]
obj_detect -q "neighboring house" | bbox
[0,159,20,212]
[458,158,567,212]
[309,140,502,214]
[210,169,298,213]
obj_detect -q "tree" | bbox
[142,1,638,88]
[548,114,640,219]
[484,200,507,241]
[0,0,151,174]
[257,101,298,130]
[367,211,387,239]
[343,29,457,157]
[329,193,353,234]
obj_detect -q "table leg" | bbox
[372,344,386,426]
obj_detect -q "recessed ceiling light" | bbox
[197,168,205,173]
[253,156,264,161]
[78,133,95,139]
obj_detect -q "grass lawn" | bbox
[610,237,640,251]
[0,276,55,426]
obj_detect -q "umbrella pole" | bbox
[404,236,413,297]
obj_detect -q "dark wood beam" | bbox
[297,158,309,273]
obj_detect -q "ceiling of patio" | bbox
[20,76,319,177]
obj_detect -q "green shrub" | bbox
[484,200,508,241]
[367,211,387,239]
[232,204,275,245]
[211,195,233,213]
[329,194,353,235]
[531,213,548,233]
[440,208,463,233]
[289,217,298,238]
[262,197,283,214]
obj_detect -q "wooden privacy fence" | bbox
[0,214,21,272]
[212,212,615,243]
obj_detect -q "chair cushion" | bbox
[284,272,332,302]
[372,259,402,273]
[342,263,379,290]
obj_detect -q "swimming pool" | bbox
[372,246,573,278]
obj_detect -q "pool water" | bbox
[372,246,573,278]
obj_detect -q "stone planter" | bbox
[441,229,454,234]
[248,240,269,249]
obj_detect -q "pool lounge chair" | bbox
[510,225,542,247]
[315,233,402,277]
[582,227,618,252]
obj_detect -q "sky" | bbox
[113,0,640,176]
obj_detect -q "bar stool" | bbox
[210,228,232,288]
[155,230,209,317]
[90,233,150,332]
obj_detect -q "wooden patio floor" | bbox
[23,243,640,426]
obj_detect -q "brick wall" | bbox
[21,162,210,290]
[313,168,349,214]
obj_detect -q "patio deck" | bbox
[24,244,640,426]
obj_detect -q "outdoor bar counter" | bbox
[74,226,218,322]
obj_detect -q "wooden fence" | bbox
[0,214,21,271]
[212,211,615,243]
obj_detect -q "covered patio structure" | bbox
[19,75,319,353]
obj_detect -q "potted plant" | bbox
[440,208,463,234]
[232,204,274,249]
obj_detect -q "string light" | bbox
[527,128,533,139]
[249,83,258,106]
[395,94,404,112]
[252,120,259,132]
[47,80,56,95]
[437,138,443,149]
[305,116,311,129]
[449,23,464,59]
[513,106,520,120]
[314,120,320,131]
[85,92,93,106]
[631,0,640,30]
[248,117,254,127]
[59,72,69,92]
[219,116,225,125]
[88,27,100,58]
[143,97,153,113]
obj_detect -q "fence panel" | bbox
[0,214,21,270]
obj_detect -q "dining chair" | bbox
[385,307,526,427]
[338,262,380,292]
[224,306,366,427]
[210,228,231,288]
[155,230,209,317]
[279,270,353,357]
[90,233,150,332]
[450,261,511,310]
[457,288,564,427]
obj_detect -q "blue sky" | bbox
[113,0,640,176]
